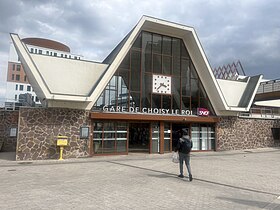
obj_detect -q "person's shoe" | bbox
[189,174,193,182]
[178,174,184,178]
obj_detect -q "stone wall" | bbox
[0,110,19,152]
[17,107,90,160]
[216,117,280,151]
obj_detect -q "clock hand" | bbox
[161,83,167,88]
[157,83,167,89]
[157,84,161,90]
[157,83,164,90]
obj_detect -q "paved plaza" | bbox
[0,148,280,210]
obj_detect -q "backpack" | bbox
[180,137,192,154]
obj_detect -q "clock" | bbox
[152,74,171,94]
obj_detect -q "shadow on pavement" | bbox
[216,196,272,209]
[109,160,279,197]
[0,152,16,161]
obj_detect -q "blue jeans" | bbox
[179,152,192,176]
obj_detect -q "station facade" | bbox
[2,16,279,160]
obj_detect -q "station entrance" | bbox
[129,123,150,153]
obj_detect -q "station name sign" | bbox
[102,105,209,116]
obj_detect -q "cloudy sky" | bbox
[0,0,280,104]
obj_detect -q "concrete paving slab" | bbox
[0,148,280,209]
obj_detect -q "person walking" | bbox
[175,128,193,181]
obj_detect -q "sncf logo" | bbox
[197,108,209,116]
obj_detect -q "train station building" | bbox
[1,16,279,160]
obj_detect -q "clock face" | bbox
[152,74,171,94]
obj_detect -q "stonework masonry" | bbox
[2,107,279,161]
[216,116,280,151]
[17,107,90,160]
[0,110,19,152]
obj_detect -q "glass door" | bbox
[201,126,208,150]
[92,121,128,154]
[151,123,160,153]
[191,126,200,150]
[164,123,171,152]
[191,124,215,151]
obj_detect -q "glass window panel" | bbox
[162,95,171,110]
[116,74,129,109]
[152,94,161,109]
[182,76,190,96]
[191,97,199,112]
[181,41,190,59]
[151,123,160,153]
[93,92,104,110]
[172,38,181,57]
[162,56,171,75]
[191,78,199,97]
[117,140,127,152]
[132,32,142,49]
[143,52,152,73]
[190,62,198,79]
[119,53,130,69]
[162,36,171,55]
[93,140,102,154]
[199,82,208,98]
[182,96,190,110]
[172,95,180,110]
[130,92,140,108]
[142,75,152,108]
[191,125,200,150]
[131,50,141,91]
[164,123,171,152]
[142,32,152,73]
[103,122,115,153]
[93,122,103,153]
[181,59,190,78]
[172,76,181,110]
[153,54,162,74]
[210,127,215,150]
[119,68,129,89]
[103,140,115,153]
[104,123,115,138]
[152,34,162,54]
[173,56,180,76]
[142,32,152,53]
[172,76,181,96]
[116,122,128,152]
[200,126,208,150]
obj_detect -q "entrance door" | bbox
[129,123,150,153]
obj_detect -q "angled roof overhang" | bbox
[10,33,108,109]
[91,16,262,115]
[11,16,262,114]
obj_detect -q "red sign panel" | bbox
[197,108,209,116]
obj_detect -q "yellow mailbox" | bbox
[56,136,68,160]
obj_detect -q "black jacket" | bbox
[175,135,193,154]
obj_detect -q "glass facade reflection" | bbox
[91,31,216,154]
[92,31,214,115]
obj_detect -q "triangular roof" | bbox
[11,15,262,115]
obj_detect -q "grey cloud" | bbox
[0,0,279,80]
